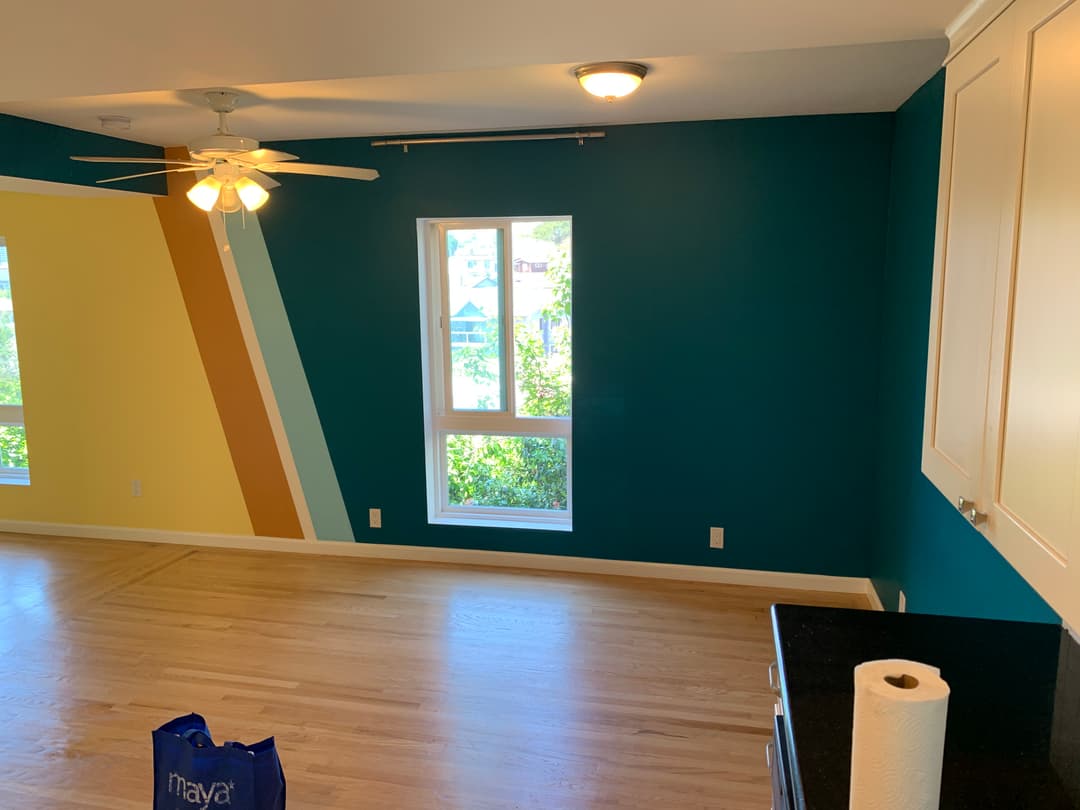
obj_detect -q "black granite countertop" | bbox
[771,604,1077,809]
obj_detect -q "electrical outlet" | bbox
[709,527,724,549]
[898,590,907,613]
[369,508,382,529]
[131,479,142,497]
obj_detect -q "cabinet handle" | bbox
[957,497,987,526]
[768,661,780,694]
[766,741,774,770]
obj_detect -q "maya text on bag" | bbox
[167,771,236,809]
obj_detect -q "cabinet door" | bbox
[922,11,1022,509]
[982,0,1080,626]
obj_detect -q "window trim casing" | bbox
[0,406,29,485]
[0,238,29,487]
[418,217,572,530]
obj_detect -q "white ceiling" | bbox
[0,0,964,145]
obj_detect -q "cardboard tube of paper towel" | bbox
[849,658,950,810]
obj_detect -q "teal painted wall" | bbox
[869,71,1058,622]
[259,114,894,576]
[0,113,165,195]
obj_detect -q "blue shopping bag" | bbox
[153,713,286,810]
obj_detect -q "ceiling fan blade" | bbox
[96,166,204,184]
[230,149,299,165]
[256,162,379,181]
[245,169,281,190]
[71,155,205,167]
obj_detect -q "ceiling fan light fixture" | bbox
[216,183,243,214]
[234,176,270,211]
[574,62,647,101]
[71,92,379,216]
[186,175,223,211]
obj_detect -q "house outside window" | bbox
[418,218,572,529]
[449,302,489,346]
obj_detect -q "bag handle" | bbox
[182,728,214,749]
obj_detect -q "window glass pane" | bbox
[511,221,571,417]
[446,229,503,410]
[446,434,568,511]
[0,425,27,471]
[0,241,22,407]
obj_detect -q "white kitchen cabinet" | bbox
[922,6,1021,514]
[925,0,1080,628]
[981,0,1080,626]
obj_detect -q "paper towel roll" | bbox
[849,658,950,810]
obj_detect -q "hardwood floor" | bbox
[0,533,867,809]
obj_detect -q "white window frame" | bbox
[0,238,28,486]
[418,217,572,531]
[0,406,28,484]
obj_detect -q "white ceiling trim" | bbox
[944,0,1017,62]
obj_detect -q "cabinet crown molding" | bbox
[946,0,1016,62]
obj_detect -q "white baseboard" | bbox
[0,519,874,597]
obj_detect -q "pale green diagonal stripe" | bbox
[225,213,354,541]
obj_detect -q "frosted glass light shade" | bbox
[216,184,242,213]
[234,176,269,211]
[575,62,647,101]
[186,176,223,211]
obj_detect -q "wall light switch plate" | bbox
[369,508,382,529]
[898,590,907,613]
[709,527,724,549]
[131,479,142,497]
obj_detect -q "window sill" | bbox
[0,468,30,486]
[430,514,572,532]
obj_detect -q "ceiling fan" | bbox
[71,91,379,213]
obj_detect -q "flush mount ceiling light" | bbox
[574,62,648,101]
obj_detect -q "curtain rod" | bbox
[371,131,606,152]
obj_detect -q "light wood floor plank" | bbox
[0,532,866,808]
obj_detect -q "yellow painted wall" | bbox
[0,191,253,535]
